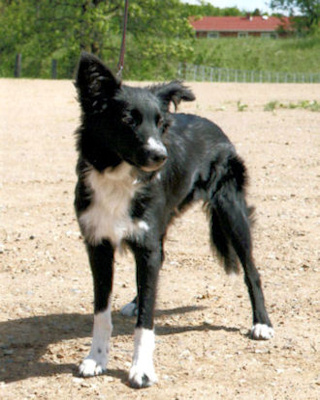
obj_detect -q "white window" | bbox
[238,32,248,38]
[261,32,278,39]
[207,32,220,39]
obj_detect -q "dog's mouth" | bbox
[125,140,168,173]
[140,157,167,173]
[137,143,168,173]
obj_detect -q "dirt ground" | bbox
[0,79,319,400]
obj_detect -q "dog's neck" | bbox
[83,148,122,172]
[82,156,158,186]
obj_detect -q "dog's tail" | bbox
[207,154,255,275]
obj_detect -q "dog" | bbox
[74,52,274,388]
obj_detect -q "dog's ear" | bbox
[75,51,121,113]
[150,81,195,112]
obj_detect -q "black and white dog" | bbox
[74,52,274,388]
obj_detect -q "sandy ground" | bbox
[0,79,319,400]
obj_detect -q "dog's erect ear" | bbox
[75,52,121,113]
[150,81,195,112]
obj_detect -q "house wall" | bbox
[195,31,283,38]
[220,32,238,38]
[196,32,208,38]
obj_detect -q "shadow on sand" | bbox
[0,305,239,383]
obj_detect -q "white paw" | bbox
[251,324,274,340]
[120,301,138,317]
[129,328,157,388]
[129,364,158,388]
[79,357,107,377]
[79,309,112,377]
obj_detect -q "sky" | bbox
[181,0,281,14]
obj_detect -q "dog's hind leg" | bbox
[127,240,162,388]
[79,240,114,377]
[120,295,138,317]
[209,164,274,339]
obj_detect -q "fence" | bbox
[178,63,320,84]
[13,54,59,79]
[11,54,320,83]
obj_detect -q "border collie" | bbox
[74,52,274,388]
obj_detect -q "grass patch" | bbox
[193,37,320,75]
[237,100,248,112]
[264,100,320,112]
[264,101,279,112]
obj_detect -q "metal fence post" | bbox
[14,54,22,78]
[51,59,57,79]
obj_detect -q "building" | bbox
[190,15,291,39]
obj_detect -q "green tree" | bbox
[270,0,320,32]
[181,1,243,17]
[0,0,123,77]
[124,0,194,79]
[0,0,194,79]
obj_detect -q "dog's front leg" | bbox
[128,242,161,388]
[79,240,114,377]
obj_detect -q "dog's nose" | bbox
[148,149,168,165]
[147,138,167,162]
[144,148,167,171]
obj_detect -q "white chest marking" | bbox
[79,162,147,246]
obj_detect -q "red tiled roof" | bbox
[190,16,291,32]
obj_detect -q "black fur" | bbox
[74,52,273,387]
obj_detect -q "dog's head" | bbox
[75,52,195,172]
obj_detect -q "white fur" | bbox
[79,304,113,376]
[147,137,166,154]
[251,324,274,340]
[129,328,157,388]
[79,162,146,247]
[137,221,150,232]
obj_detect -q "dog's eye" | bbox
[156,114,164,128]
[122,115,135,126]
[122,109,142,127]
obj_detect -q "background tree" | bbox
[252,8,262,16]
[0,0,123,77]
[181,1,243,17]
[0,0,194,79]
[270,0,320,33]
[123,0,194,79]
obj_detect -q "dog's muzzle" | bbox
[140,139,168,172]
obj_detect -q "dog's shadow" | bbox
[0,306,239,383]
